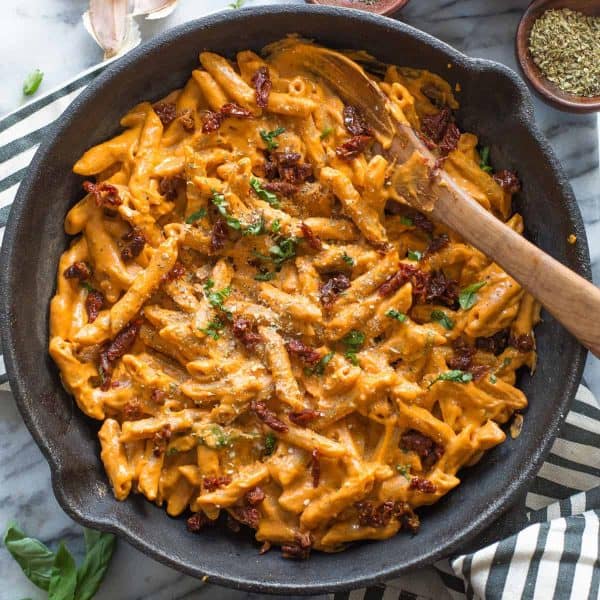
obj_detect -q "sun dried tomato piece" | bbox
[263,155,278,180]
[220,102,253,119]
[335,134,372,160]
[245,486,266,506]
[233,317,262,351]
[123,399,142,420]
[203,475,232,492]
[201,110,222,133]
[85,289,104,323]
[286,339,321,366]
[469,364,490,381]
[310,448,320,488]
[64,261,91,280]
[439,122,460,156]
[421,108,452,143]
[186,512,212,533]
[229,506,260,529]
[395,501,420,533]
[476,329,509,355]
[447,338,475,371]
[251,400,289,433]
[98,319,142,389]
[424,233,449,258]
[379,263,429,303]
[263,181,298,195]
[252,66,272,109]
[401,429,444,470]
[356,501,395,528]
[121,227,146,262]
[178,108,195,132]
[509,333,535,352]
[83,181,122,208]
[320,273,351,307]
[162,261,185,284]
[493,169,521,193]
[159,175,184,201]
[152,424,172,456]
[154,102,177,126]
[271,152,313,184]
[410,476,437,493]
[281,532,312,560]
[299,222,322,251]
[210,217,229,252]
[412,212,434,234]
[288,409,319,427]
[343,105,372,137]
[426,270,459,307]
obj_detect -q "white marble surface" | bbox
[1,1,599,599]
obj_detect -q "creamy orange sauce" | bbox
[49,39,539,556]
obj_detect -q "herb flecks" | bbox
[429,370,473,387]
[386,309,407,322]
[186,207,207,224]
[260,127,285,151]
[342,330,365,365]
[479,146,493,173]
[211,190,241,230]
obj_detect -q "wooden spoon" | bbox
[269,42,600,357]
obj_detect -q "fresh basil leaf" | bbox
[228,0,244,7]
[320,126,333,140]
[254,271,276,281]
[260,127,285,151]
[3,521,55,590]
[75,531,115,600]
[264,432,277,455]
[407,249,422,261]
[386,309,407,322]
[199,317,225,340]
[185,208,207,224]
[243,216,264,236]
[479,146,493,173]
[396,464,411,480]
[344,351,359,365]
[270,219,281,233]
[430,309,454,330]
[48,542,77,600]
[23,69,44,96]
[458,281,487,310]
[342,330,365,353]
[341,252,355,266]
[429,370,473,387]
[250,176,280,208]
[309,352,334,376]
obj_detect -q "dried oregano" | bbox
[529,8,600,97]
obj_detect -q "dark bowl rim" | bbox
[0,4,590,594]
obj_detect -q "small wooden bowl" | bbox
[305,0,410,17]
[516,0,600,113]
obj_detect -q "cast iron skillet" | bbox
[0,5,590,594]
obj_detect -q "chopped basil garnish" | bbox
[386,309,407,322]
[210,424,231,448]
[407,249,422,261]
[431,309,454,330]
[268,236,297,265]
[23,69,44,96]
[260,127,285,151]
[479,146,493,173]
[199,317,225,340]
[342,330,365,366]
[489,374,498,384]
[270,219,281,233]
[254,271,276,281]
[341,252,355,266]
[264,432,277,455]
[429,370,473,387]
[250,176,280,208]
[396,464,411,480]
[399,216,413,227]
[320,126,333,140]
[243,216,265,236]
[211,190,241,230]
[185,207,207,224]
[458,281,487,310]
[308,351,335,376]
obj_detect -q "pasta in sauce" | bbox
[49,38,540,558]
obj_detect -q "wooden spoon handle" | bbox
[432,184,600,357]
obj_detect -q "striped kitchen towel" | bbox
[1,67,599,600]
